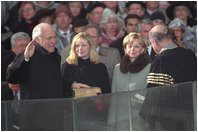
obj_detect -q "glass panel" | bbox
[74,92,131,130]
[1,100,17,131]
[74,81,197,131]
[1,101,6,130]
[130,81,196,131]
[2,98,74,131]
[1,81,196,131]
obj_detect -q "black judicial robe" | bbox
[140,47,197,130]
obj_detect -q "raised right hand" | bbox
[24,38,37,59]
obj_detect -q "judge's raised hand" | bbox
[24,38,37,59]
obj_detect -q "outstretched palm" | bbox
[24,38,37,59]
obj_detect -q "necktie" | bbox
[64,32,68,46]
[64,32,67,39]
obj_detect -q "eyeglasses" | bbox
[173,29,183,33]
[23,8,33,13]
[39,36,57,41]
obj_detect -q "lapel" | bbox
[98,46,106,57]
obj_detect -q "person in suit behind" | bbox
[84,24,121,85]
[2,32,30,101]
[52,4,73,53]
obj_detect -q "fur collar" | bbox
[120,53,151,73]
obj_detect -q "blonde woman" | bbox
[61,32,111,98]
[112,32,151,93]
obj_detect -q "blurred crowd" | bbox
[2,1,197,54]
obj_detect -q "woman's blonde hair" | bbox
[18,2,35,21]
[66,32,100,65]
[123,32,148,54]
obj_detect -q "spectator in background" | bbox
[110,14,141,58]
[2,32,30,101]
[86,2,106,25]
[1,1,19,50]
[60,18,89,65]
[2,32,31,102]
[166,2,197,27]
[100,8,124,46]
[2,32,30,129]
[137,18,153,40]
[145,1,169,24]
[103,1,118,13]
[11,2,36,38]
[10,32,30,56]
[85,24,121,85]
[65,1,86,24]
[125,1,146,19]
[168,18,197,54]
[52,4,73,53]
[82,1,92,9]
[61,32,111,98]
[1,46,15,101]
[144,1,159,17]
[150,11,166,26]
[72,19,89,36]
[137,18,156,60]
[102,1,128,20]
[31,8,55,25]
[33,1,59,11]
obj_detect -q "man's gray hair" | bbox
[137,18,153,32]
[149,25,172,43]
[32,24,42,39]
[10,32,31,46]
[84,23,102,37]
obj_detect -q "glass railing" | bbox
[1,81,197,131]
